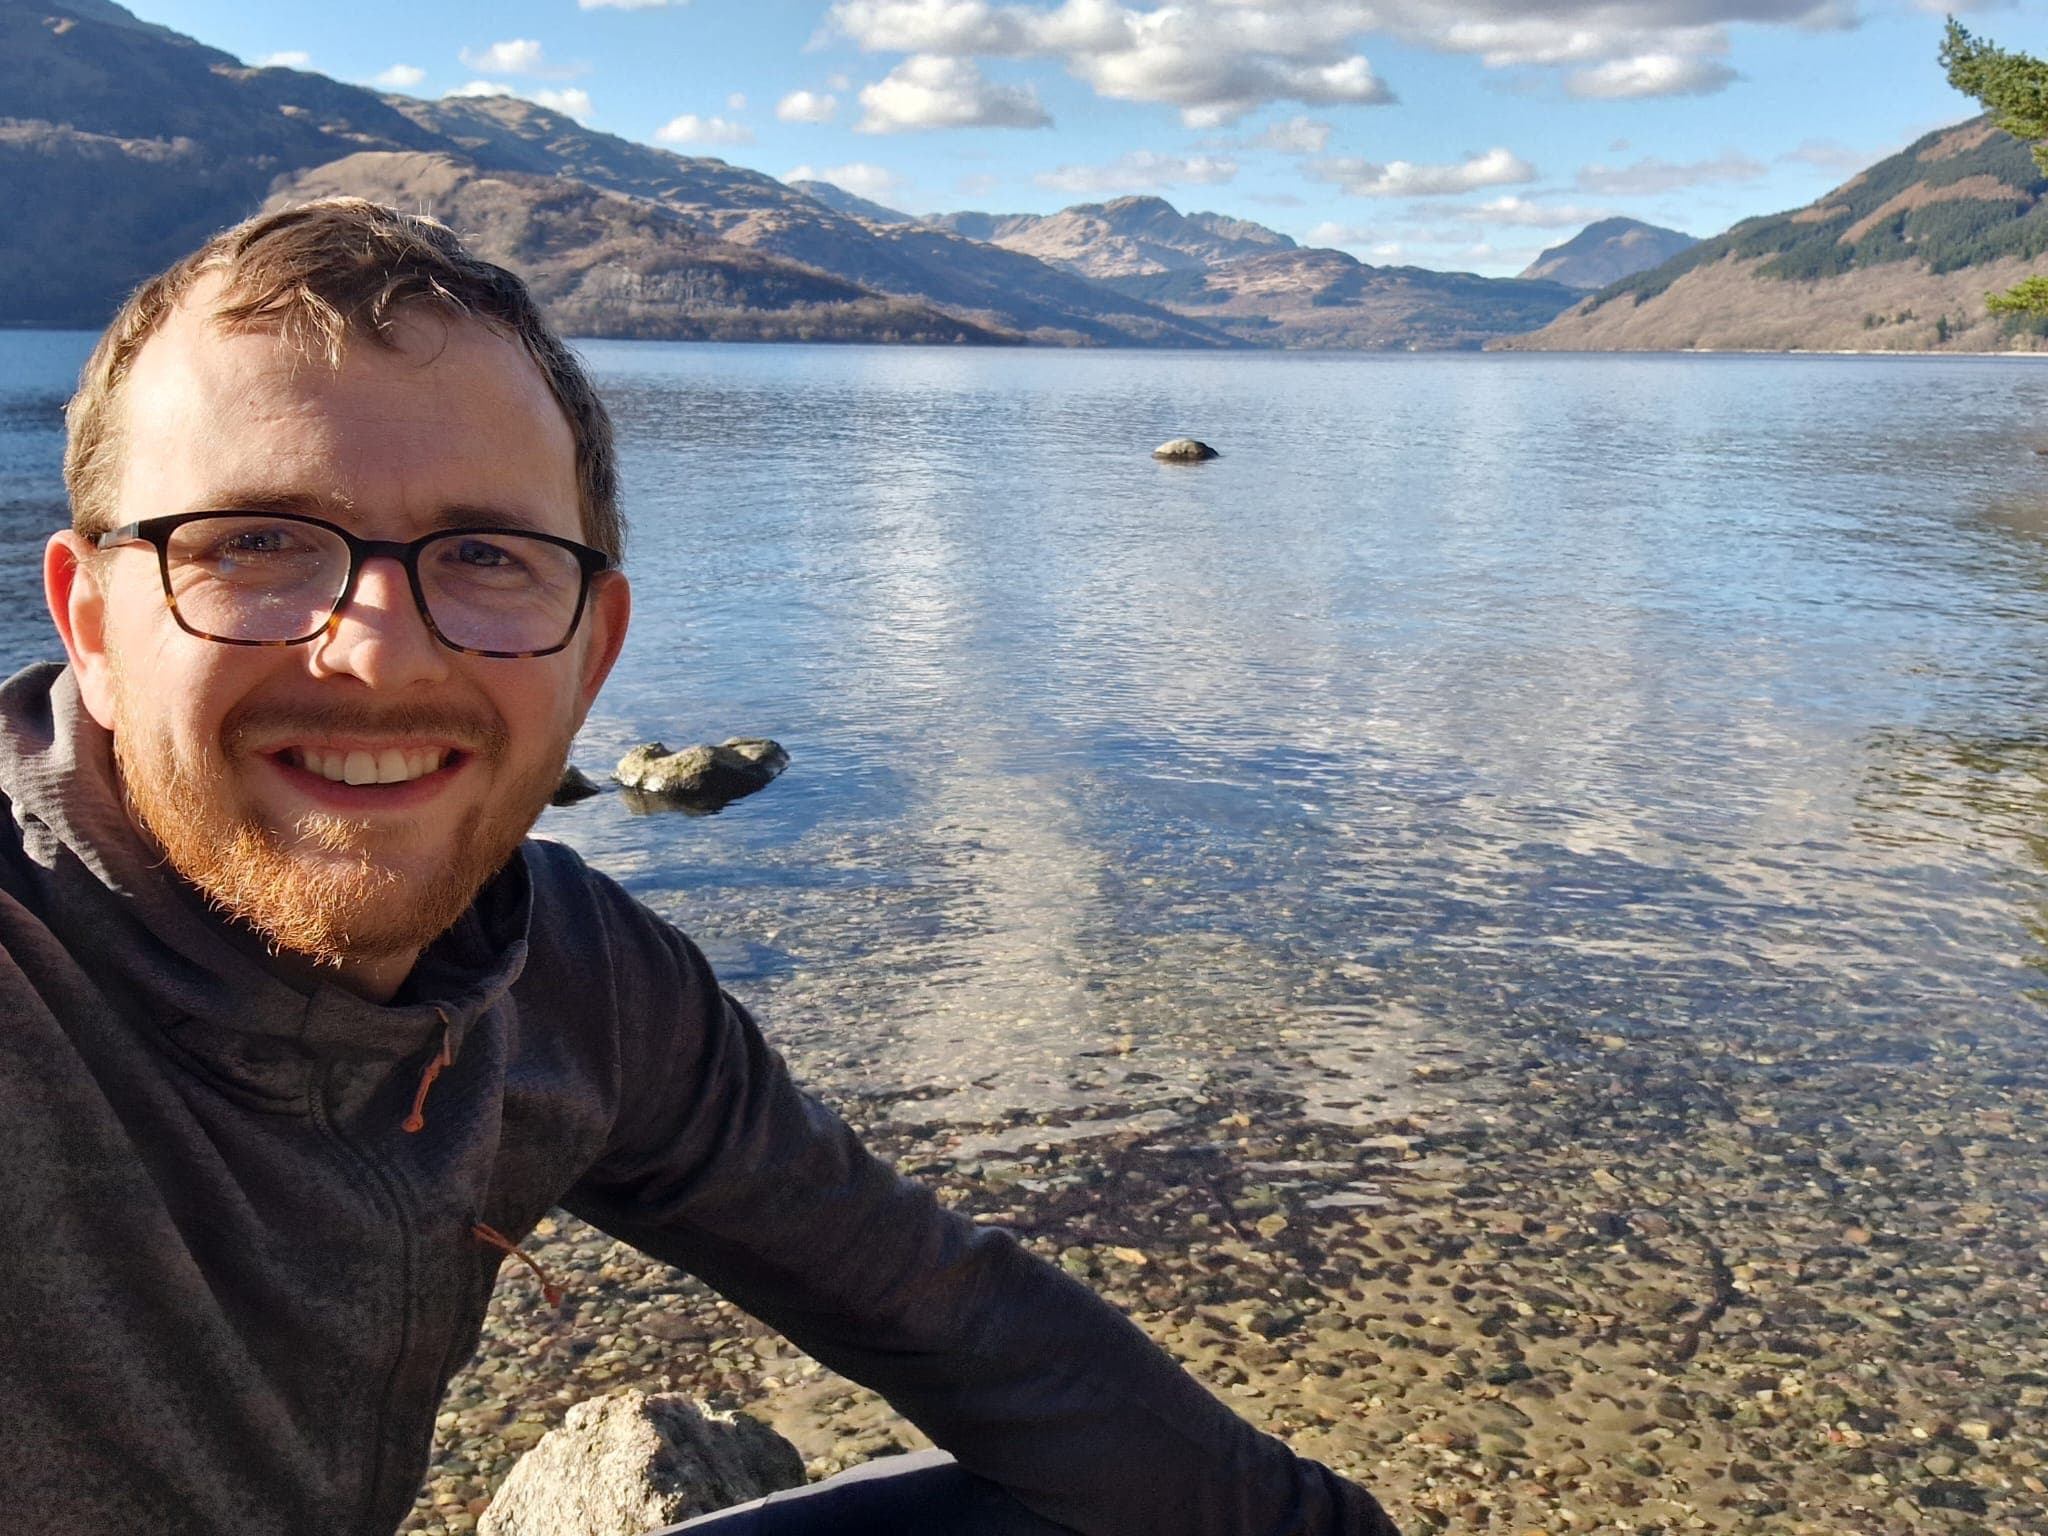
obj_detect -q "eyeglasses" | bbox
[96,511,617,659]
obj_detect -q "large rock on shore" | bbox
[615,739,789,807]
[480,1390,806,1536]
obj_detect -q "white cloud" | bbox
[1574,150,1767,195]
[827,1,1849,122]
[447,81,596,121]
[1383,3,1839,70]
[777,89,842,123]
[1306,221,1378,248]
[371,63,426,90]
[1566,52,1736,99]
[857,55,1051,132]
[1034,150,1238,195]
[1307,145,1535,197]
[461,39,552,76]
[532,88,595,119]
[1069,31,1393,128]
[257,50,312,69]
[786,161,908,203]
[955,170,1002,195]
[727,92,748,110]
[1453,195,1617,227]
[655,113,755,146]
[1248,116,1333,155]
[830,0,1392,128]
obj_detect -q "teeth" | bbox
[289,747,448,785]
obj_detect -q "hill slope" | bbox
[1502,117,2048,352]
[788,180,916,225]
[266,155,1009,344]
[1109,248,1580,350]
[929,194,1579,347]
[931,196,1298,279]
[0,0,1229,346]
[1519,218,1698,290]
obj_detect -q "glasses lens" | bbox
[163,515,348,643]
[417,532,586,655]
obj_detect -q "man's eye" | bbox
[437,538,543,582]
[452,539,519,568]
[217,528,299,556]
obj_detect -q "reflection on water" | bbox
[5,336,2048,1124]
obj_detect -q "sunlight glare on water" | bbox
[6,335,2048,1128]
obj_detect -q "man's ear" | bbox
[45,531,119,731]
[570,569,631,730]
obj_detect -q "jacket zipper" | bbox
[311,1058,421,1534]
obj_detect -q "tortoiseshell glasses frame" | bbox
[95,510,618,660]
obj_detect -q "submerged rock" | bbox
[1153,438,1220,462]
[480,1390,805,1536]
[551,765,602,806]
[615,739,789,808]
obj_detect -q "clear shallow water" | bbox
[7,334,2048,1126]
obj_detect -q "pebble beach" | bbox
[401,989,2048,1536]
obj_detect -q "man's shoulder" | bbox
[513,834,706,989]
[508,836,731,1064]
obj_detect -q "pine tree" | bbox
[1941,19,2048,317]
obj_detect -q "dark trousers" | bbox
[652,1450,1078,1534]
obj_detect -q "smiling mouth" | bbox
[273,746,456,786]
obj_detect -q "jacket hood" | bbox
[0,662,530,1064]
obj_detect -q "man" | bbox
[0,198,1398,1535]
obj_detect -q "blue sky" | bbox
[131,0,2048,277]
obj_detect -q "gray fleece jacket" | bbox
[0,662,1398,1536]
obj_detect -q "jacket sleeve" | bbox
[560,917,1399,1536]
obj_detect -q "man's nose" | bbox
[307,555,452,688]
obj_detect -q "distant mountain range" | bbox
[779,191,1581,349]
[7,0,2038,353]
[1503,118,2048,352]
[927,197,1301,279]
[0,0,1583,350]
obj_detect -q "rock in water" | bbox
[615,739,789,807]
[1153,438,1219,461]
[480,1390,806,1536]
[551,765,601,806]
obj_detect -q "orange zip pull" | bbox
[472,1222,566,1309]
[402,1015,454,1134]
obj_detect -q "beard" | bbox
[112,687,563,970]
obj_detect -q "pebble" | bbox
[398,1049,2048,1536]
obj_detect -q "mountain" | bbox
[788,180,916,225]
[0,0,453,324]
[369,96,1235,347]
[1518,218,1698,290]
[1109,249,1580,350]
[928,196,1298,279]
[1501,117,2048,352]
[925,193,1579,346]
[0,0,1230,346]
[265,154,1006,344]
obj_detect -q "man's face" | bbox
[48,289,629,993]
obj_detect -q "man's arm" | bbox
[559,918,1398,1536]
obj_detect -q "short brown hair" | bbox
[64,198,622,561]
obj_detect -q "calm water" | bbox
[7,333,2048,1126]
